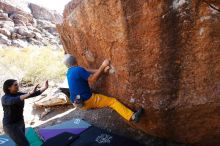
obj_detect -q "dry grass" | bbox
[0,46,66,87]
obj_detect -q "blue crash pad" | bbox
[0,135,15,146]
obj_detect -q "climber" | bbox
[64,54,143,123]
[1,79,49,146]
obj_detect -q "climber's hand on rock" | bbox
[101,59,110,68]
[104,66,110,73]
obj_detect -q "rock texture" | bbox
[0,0,62,48]
[57,0,220,145]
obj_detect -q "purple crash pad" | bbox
[39,128,86,141]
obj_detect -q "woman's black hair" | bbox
[3,79,17,94]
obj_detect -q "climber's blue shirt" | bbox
[67,66,92,102]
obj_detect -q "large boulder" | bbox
[57,0,220,146]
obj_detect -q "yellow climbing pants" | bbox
[82,94,134,121]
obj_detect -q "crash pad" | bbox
[44,118,91,129]
[39,128,87,141]
[0,135,15,146]
[25,127,43,146]
[42,132,79,146]
[39,118,91,141]
[70,126,145,146]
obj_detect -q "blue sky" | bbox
[28,0,71,13]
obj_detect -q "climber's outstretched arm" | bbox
[88,59,110,86]
[86,69,98,74]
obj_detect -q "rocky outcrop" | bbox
[57,0,220,145]
[0,0,33,25]
[0,0,62,48]
[28,3,62,24]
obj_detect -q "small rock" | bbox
[28,38,42,46]
[16,33,26,39]
[0,34,11,45]
[49,39,59,45]
[10,13,28,25]
[0,12,9,20]
[37,19,55,29]
[26,23,32,26]
[26,32,35,38]
[46,27,57,34]
[0,20,14,28]
[27,26,41,34]
[0,28,11,37]
[12,39,28,47]
[34,32,43,40]
[11,33,26,39]
[11,32,17,39]
[17,26,35,38]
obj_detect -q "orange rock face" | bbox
[57,0,220,145]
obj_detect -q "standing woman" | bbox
[1,79,49,146]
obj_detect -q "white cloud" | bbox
[28,0,71,13]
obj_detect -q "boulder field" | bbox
[0,0,61,48]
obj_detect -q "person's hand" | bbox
[73,100,83,108]
[101,59,110,68]
[44,80,49,90]
[30,84,39,94]
[104,66,110,73]
[40,80,49,93]
[74,99,82,104]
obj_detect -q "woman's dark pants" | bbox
[3,120,30,146]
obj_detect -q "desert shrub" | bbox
[0,46,66,86]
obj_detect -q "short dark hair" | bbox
[3,79,17,94]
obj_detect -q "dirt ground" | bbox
[0,88,188,146]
